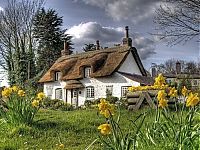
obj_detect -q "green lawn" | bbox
[0,108,155,150]
[0,107,199,150]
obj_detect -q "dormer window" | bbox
[55,71,61,81]
[84,67,91,78]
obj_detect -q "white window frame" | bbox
[55,88,62,99]
[106,85,113,96]
[46,85,53,97]
[86,86,94,98]
[84,67,91,78]
[55,71,61,81]
[192,79,198,86]
[121,86,131,97]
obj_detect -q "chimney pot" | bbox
[122,26,132,47]
[176,61,181,74]
[61,41,70,56]
[125,26,129,38]
[96,40,100,50]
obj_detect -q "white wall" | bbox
[0,68,9,87]
[43,72,140,106]
[118,52,142,75]
[43,52,143,106]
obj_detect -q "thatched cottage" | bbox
[39,26,152,106]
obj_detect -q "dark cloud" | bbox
[66,22,156,60]
[79,0,161,23]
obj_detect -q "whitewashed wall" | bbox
[0,68,9,87]
[43,72,140,106]
[118,52,142,75]
[43,50,143,106]
[77,72,140,105]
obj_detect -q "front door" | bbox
[71,89,78,107]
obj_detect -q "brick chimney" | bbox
[96,40,100,50]
[122,26,132,47]
[176,61,181,74]
[61,41,70,56]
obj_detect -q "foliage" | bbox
[33,8,73,73]
[0,0,43,86]
[83,43,97,52]
[42,98,74,111]
[152,59,200,75]
[0,86,45,125]
[154,0,200,45]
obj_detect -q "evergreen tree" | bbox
[33,8,73,73]
[83,43,96,52]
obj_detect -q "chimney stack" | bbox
[122,26,132,47]
[176,61,181,74]
[96,40,100,50]
[61,41,70,56]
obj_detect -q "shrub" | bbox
[106,96,119,104]
[42,98,74,111]
[59,103,74,111]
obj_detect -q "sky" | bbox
[0,0,199,70]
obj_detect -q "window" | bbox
[121,86,131,97]
[106,85,113,96]
[55,88,62,99]
[192,80,198,86]
[84,67,91,78]
[55,71,61,81]
[86,86,94,98]
[166,79,171,84]
[46,85,53,97]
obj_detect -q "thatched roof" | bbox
[64,80,84,89]
[118,71,154,85]
[39,45,146,83]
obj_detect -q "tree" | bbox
[184,61,198,74]
[155,59,200,75]
[154,0,200,45]
[33,8,73,73]
[83,43,96,52]
[0,0,43,86]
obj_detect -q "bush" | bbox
[42,98,74,111]
[106,96,119,104]
[59,103,74,111]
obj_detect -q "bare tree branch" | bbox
[154,0,200,45]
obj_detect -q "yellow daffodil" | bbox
[98,99,115,118]
[2,87,12,98]
[11,85,19,92]
[32,99,39,107]
[154,74,166,87]
[37,92,45,100]
[18,90,25,97]
[182,86,188,97]
[98,123,111,135]
[157,90,167,101]
[58,144,65,149]
[168,87,178,98]
[158,99,168,108]
[186,93,199,107]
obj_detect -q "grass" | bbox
[0,107,154,150]
[0,107,198,150]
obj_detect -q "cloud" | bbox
[66,22,156,60]
[0,6,3,11]
[79,0,160,23]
